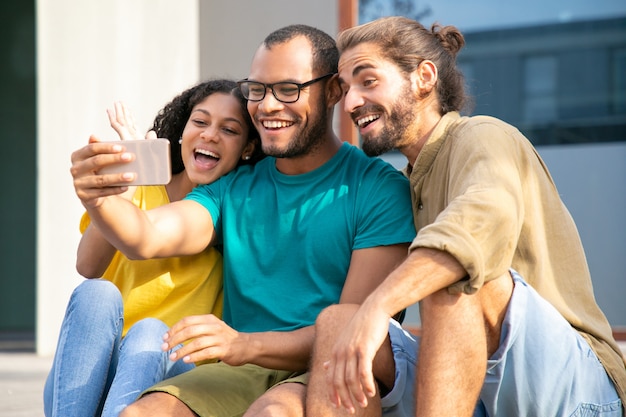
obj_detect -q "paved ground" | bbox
[2,344,625,417]
[0,352,50,417]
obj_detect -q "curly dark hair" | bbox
[150,79,263,175]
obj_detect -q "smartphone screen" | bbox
[99,139,172,186]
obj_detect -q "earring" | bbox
[243,155,251,160]
[178,136,183,144]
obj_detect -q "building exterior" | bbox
[0,1,623,356]
[458,17,626,147]
[378,16,626,328]
[461,17,626,327]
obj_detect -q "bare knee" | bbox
[311,305,358,370]
[244,383,306,417]
[119,401,140,417]
[119,402,140,417]
[315,303,359,330]
[316,304,395,395]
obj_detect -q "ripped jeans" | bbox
[43,279,193,417]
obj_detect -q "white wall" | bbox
[538,142,626,326]
[36,0,201,355]
[198,0,338,80]
[197,0,346,162]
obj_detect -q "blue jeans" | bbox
[43,279,194,417]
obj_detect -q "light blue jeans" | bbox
[43,279,194,417]
[381,269,622,417]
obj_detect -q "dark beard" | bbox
[263,99,328,158]
[360,91,417,157]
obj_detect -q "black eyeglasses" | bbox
[237,73,335,103]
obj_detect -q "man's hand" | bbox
[324,302,391,414]
[162,314,250,366]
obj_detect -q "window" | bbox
[614,48,626,114]
[357,1,626,145]
[523,56,557,124]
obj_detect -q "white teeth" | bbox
[195,149,219,158]
[262,120,293,129]
[356,114,380,127]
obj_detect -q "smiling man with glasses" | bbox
[234,33,340,163]
[110,24,416,417]
[238,73,335,104]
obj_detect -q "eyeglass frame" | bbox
[237,73,335,104]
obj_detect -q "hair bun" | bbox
[431,23,465,57]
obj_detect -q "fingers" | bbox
[70,137,138,205]
[360,360,377,399]
[162,315,222,358]
[71,135,109,165]
[165,315,217,342]
[328,352,360,413]
[326,356,354,413]
[71,144,134,180]
[107,101,141,141]
[168,335,223,364]
[71,135,125,162]
[346,358,369,410]
[325,345,378,414]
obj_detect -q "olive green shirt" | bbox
[408,111,626,410]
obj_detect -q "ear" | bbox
[241,139,257,160]
[325,74,343,107]
[411,60,438,97]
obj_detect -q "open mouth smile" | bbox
[355,114,380,128]
[194,148,220,163]
[262,120,295,129]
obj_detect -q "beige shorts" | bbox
[141,362,305,417]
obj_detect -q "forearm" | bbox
[76,185,140,277]
[76,224,117,277]
[85,196,158,260]
[368,247,467,319]
[242,326,314,371]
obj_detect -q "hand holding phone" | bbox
[99,139,172,186]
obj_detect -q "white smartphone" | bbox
[99,139,172,186]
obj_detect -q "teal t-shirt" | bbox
[186,142,415,332]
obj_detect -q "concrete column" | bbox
[36,0,200,355]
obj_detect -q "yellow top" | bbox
[80,185,223,337]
